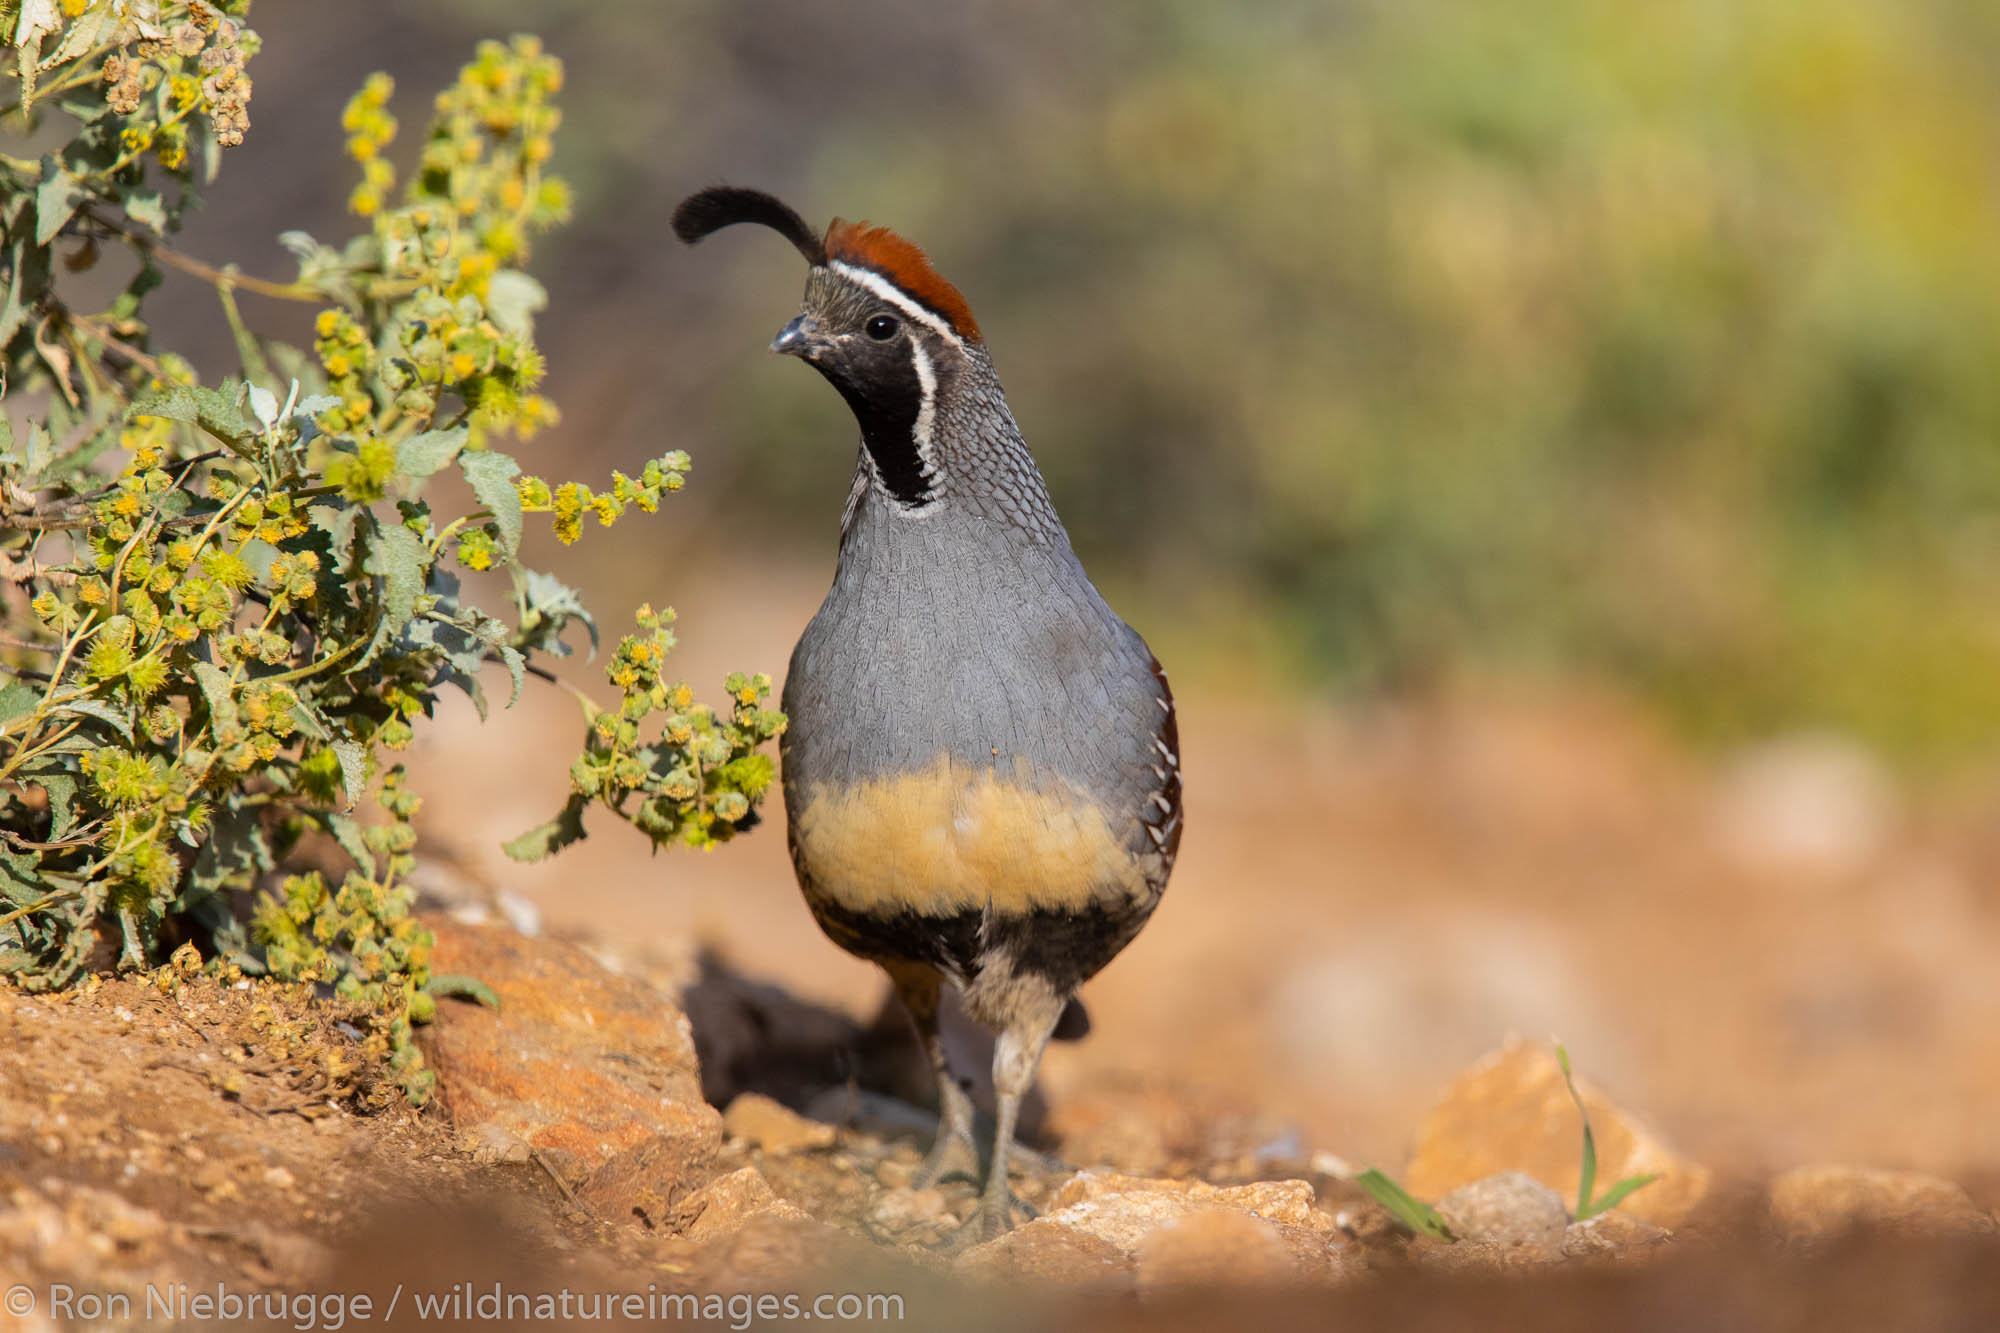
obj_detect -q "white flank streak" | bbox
[828,261,964,348]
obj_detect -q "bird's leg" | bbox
[888,964,981,1189]
[974,990,1066,1241]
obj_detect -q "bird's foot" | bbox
[962,1182,1038,1246]
[910,1124,982,1190]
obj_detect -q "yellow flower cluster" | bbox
[325,41,570,447]
[311,308,375,432]
[559,603,785,851]
[341,72,398,218]
[515,452,690,549]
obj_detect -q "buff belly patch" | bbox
[790,756,1153,916]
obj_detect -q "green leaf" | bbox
[23,422,51,474]
[327,814,373,874]
[0,231,37,351]
[287,696,332,743]
[122,191,168,233]
[395,426,468,478]
[1355,1169,1455,1241]
[34,163,81,246]
[425,973,501,1011]
[0,679,39,726]
[192,661,237,733]
[422,603,525,721]
[361,520,426,654]
[185,800,273,902]
[459,449,523,560]
[493,642,526,709]
[331,739,368,810]
[128,382,253,445]
[502,795,588,862]
[51,697,131,738]
[485,270,546,338]
[516,567,596,656]
[38,773,77,840]
[246,384,279,430]
[0,850,46,907]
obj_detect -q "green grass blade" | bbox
[1356,1168,1455,1240]
[1555,1041,1597,1217]
[1578,1173,1659,1220]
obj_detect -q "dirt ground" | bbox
[5,558,2000,1327]
[410,559,2000,1190]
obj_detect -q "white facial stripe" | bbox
[909,338,938,482]
[827,261,964,348]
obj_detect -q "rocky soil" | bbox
[4,910,1998,1330]
[6,682,2000,1328]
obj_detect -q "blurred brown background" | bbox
[162,0,2000,1183]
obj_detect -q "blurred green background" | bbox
[182,0,2000,764]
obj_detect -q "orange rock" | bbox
[419,917,721,1172]
[1402,1040,1708,1227]
[581,1128,722,1229]
[1768,1165,1996,1241]
[721,1092,836,1155]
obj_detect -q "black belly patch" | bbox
[805,891,1153,997]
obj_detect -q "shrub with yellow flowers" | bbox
[0,9,781,1105]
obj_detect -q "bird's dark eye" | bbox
[864,314,900,341]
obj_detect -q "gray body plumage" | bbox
[783,348,1163,854]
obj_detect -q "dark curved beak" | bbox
[771,315,831,358]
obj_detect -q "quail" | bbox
[671,186,1183,1239]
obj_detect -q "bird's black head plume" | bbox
[671,186,827,267]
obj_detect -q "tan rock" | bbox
[693,1213,880,1287]
[1562,1209,1671,1259]
[1037,1188,1196,1253]
[721,1092,837,1155]
[1403,1040,1708,1227]
[1052,1171,1332,1233]
[869,1187,948,1230]
[1435,1171,1569,1253]
[677,1167,809,1243]
[966,1172,1349,1287]
[1768,1165,1996,1241]
[418,917,721,1171]
[1133,1209,1300,1295]
[1414,1237,1553,1276]
[955,1218,1134,1290]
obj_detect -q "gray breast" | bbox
[781,485,1162,842]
